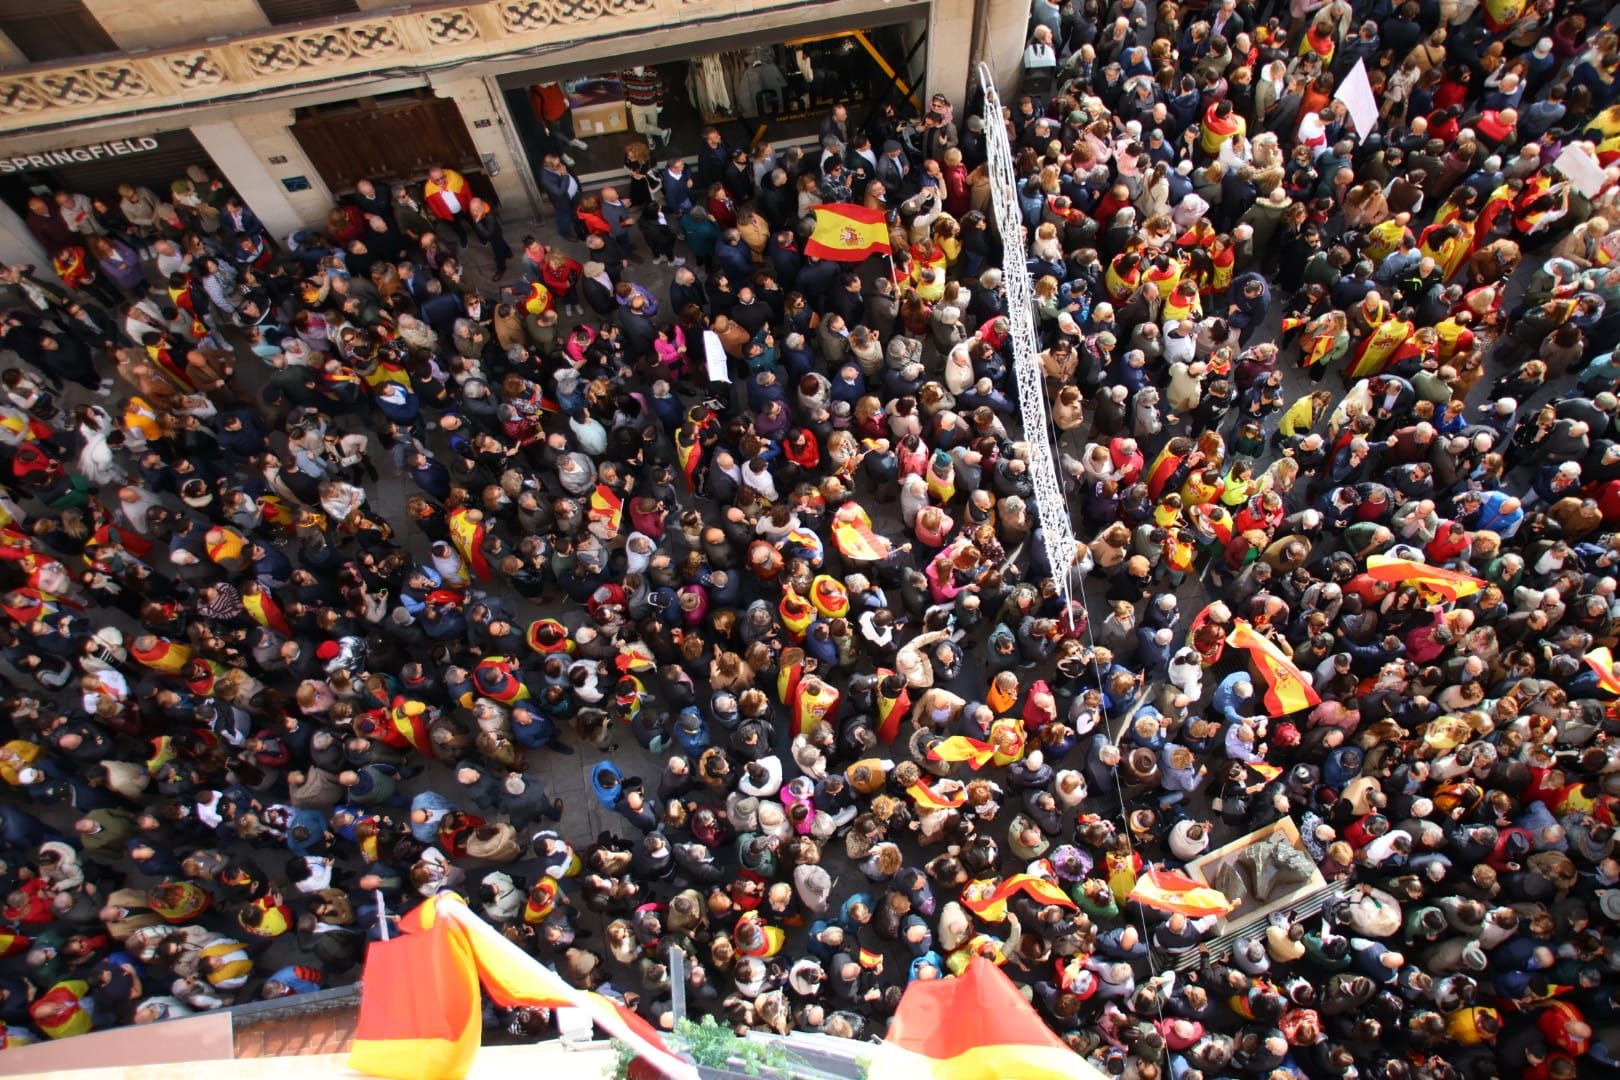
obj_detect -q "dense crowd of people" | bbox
[2,0,1620,1075]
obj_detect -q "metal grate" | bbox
[974,62,1077,605]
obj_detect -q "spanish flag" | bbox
[389,696,434,756]
[446,507,490,583]
[351,895,696,1080]
[588,484,624,536]
[806,202,891,262]
[1225,620,1320,717]
[30,981,93,1040]
[908,777,965,811]
[241,584,291,637]
[961,873,1077,921]
[348,909,482,1080]
[866,957,1096,1080]
[131,636,191,675]
[928,736,997,770]
[1365,554,1485,602]
[1129,868,1236,918]
[875,672,910,744]
[832,504,892,562]
[1585,648,1620,695]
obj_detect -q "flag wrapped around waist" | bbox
[1129,868,1237,917]
[1225,619,1320,717]
[866,956,1099,1080]
[806,202,892,262]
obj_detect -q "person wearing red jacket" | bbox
[422,165,473,244]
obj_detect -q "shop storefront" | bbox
[0,129,224,222]
[287,89,497,205]
[498,20,928,181]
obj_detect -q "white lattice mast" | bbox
[976,63,1078,605]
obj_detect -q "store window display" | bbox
[620,66,672,151]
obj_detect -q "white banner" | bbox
[1333,60,1379,143]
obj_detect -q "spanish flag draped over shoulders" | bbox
[806,202,892,262]
[868,956,1099,1080]
[446,506,491,582]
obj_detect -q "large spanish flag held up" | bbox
[1129,868,1237,918]
[806,202,892,262]
[1365,553,1485,602]
[867,957,1101,1080]
[1225,619,1320,717]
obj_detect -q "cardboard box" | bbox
[572,100,629,137]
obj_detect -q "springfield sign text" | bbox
[0,137,161,174]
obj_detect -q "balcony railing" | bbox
[0,0,734,135]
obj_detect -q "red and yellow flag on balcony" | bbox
[1129,868,1237,917]
[1225,619,1320,717]
[806,202,891,262]
[1365,553,1484,602]
[868,956,1099,1080]
[349,895,696,1080]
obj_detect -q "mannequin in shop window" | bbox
[620,66,672,152]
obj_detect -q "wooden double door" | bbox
[291,92,490,200]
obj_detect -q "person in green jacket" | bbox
[73,809,136,862]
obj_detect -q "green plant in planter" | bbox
[676,1015,791,1076]
[603,1019,793,1078]
[604,1038,639,1080]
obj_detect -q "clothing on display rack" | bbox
[687,55,735,117]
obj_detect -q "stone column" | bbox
[0,201,49,278]
[190,117,322,239]
[929,0,1034,111]
[427,74,543,219]
[983,0,1035,101]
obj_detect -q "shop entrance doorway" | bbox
[500,21,927,180]
[290,90,495,204]
[0,129,220,223]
